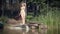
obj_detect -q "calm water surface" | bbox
[0,26,58,34]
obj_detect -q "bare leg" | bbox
[20,11,26,25]
[22,16,25,24]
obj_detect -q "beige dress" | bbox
[20,5,26,24]
[20,6,26,18]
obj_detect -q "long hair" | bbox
[20,1,26,10]
[14,1,27,20]
[19,1,27,15]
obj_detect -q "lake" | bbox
[0,26,59,34]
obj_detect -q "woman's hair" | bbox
[20,1,26,7]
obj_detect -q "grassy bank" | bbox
[26,8,60,28]
[0,8,60,27]
[26,8,60,34]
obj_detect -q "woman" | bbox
[20,2,26,25]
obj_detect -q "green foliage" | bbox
[0,16,8,24]
[1,0,60,26]
[26,7,60,27]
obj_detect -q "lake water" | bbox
[0,27,59,34]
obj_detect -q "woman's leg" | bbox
[22,16,25,24]
[21,12,25,25]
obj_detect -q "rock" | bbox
[7,19,22,25]
[5,24,29,32]
[39,23,47,29]
[28,22,47,29]
[28,23,40,29]
[0,21,3,29]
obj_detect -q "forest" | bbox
[0,0,60,34]
[0,0,60,29]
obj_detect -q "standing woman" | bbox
[20,2,26,25]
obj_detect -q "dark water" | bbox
[0,28,47,34]
[0,26,58,34]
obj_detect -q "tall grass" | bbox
[26,8,60,27]
[26,8,60,34]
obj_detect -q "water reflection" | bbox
[1,27,47,34]
[28,29,41,34]
[0,29,3,34]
